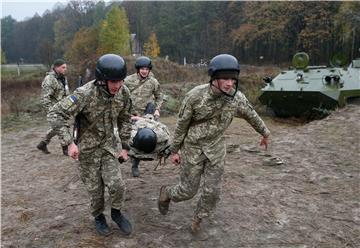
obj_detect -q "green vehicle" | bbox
[259,52,360,118]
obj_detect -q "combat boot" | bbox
[111,208,132,235]
[158,185,170,215]
[190,216,202,234]
[62,145,68,156]
[37,141,50,154]
[94,214,112,236]
[131,159,140,177]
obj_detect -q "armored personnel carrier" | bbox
[258,52,360,118]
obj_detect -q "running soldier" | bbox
[48,54,133,236]
[125,56,164,177]
[37,59,70,155]
[124,56,163,118]
[158,54,270,233]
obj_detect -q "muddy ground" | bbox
[1,104,359,248]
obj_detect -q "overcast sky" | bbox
[1,1,68,21]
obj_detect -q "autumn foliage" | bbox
[143,32,160,58]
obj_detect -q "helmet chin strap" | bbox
[209,79,238,98]
[95,80,113,96]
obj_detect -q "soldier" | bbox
[158,54,270,233]
[129,113,172,177]
[124,56,163,118]
[37,59,70,155]
[48,54,133,236]
[125,56,164,177]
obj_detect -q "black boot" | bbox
[62,145,68,156]
[131,159,140,177]
[158,185,171,215]
[111,208,132,235]
[37,141,50,154]
[94,214,112,236]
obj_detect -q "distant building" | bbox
[130,34,142,56]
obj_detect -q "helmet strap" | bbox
[95,80,113,96]
[94,79,106,86]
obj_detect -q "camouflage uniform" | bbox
[166,84,270,219]
[40,71,70,145]
[128,115,172,160]
[124,72,163,115]
[48,80,132,217]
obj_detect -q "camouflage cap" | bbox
[53,59,66,67]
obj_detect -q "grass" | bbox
[1,64,48,81]
[1,113,45,133]
[1,60,281,131]
[125,56,209,84]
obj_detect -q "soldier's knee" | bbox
[108,180,125,195]
[179,186,198,201]
[202,190,221,206]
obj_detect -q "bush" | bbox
[1,64,47,81]
[1,59,281,120]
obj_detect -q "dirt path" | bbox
[1,105,359,248]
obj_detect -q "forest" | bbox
[2,3,360,246]
[1,1,359,73]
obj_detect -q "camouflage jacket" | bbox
[40,71,70,111]
[47,80,132,157]
[170,84,270,164]
[129,115,171,160]
[124,73,163,115]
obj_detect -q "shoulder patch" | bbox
[61,94,79,110]
[69,95,78,103]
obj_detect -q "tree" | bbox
[231,2,299,64]
[124,1,233,63]
[11,15,43,63]
[1,1,106,63]
[54,1,101,58]
[1,49,7,64]
[143,32,160,58]
[296,2,340,63]
[334,2,360,60]
[122,1,162,52]
[65,26,99,74]
[1,16,16,62]
[97,6,131,55]
[1,1,356,65]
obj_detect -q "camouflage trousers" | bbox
[78,149,126,217]
[166,148,224,219]
[42,127,57,144]
[42,123,70,146]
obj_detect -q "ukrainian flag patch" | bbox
[69,95,78,103]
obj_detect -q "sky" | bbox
[1,1,68,21]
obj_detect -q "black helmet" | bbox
[133,128,157,153]
[135,56,152,70]
[208,54,240,80]
[95,54,127,81]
